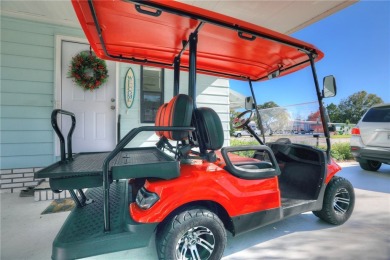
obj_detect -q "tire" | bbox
[236,133,241,138]
[156,208,227,260]
[359,160,381,171]
[313,176,355,225]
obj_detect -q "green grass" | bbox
[330,134,351,139]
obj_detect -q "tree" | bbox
[257,101,279,110]
[307,110,323,133]
[307,110,321,122]
[257,101,290,135]
[332,91,383,124]
[326,103,341,123]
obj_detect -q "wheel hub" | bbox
[176,226,215,260]
[333,187,350,215]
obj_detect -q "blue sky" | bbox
[230,0,390,107]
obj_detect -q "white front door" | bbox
[60,40,116,153]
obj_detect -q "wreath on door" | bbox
[68,51,109,90]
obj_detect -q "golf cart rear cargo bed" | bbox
[52,180,157,260]
[36,147,179,181]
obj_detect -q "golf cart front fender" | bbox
[325,158,342,184]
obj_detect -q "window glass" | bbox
[362,106,390,123]
[141,66,164,123]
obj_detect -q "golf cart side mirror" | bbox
[245,96,255,110]
[322,75,337,98]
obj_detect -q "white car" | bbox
[233,129,261,137]
[350,103,390,171]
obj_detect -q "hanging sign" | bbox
[124,68,135,108]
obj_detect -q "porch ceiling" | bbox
[1,0,357,35]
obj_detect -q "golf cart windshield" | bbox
[253,74,327,148]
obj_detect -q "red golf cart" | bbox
[36,1,355,259]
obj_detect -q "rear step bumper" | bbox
[52,181,157,260]
[352,146,390,163]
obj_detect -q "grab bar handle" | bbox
[51,109,76,162]
[135,4,162,17]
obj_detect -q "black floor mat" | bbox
[279,181,314,200]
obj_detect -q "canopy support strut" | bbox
[189,31,198,106]
[174,57,180,96]
[248,80,265,145]
[308,54,331,160]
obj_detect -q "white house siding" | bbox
[0,16,84,192]
[197,78,230,147]
[118,64,230,148]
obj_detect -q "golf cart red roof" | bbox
[72,0,324,81]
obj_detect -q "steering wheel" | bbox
[233,110,253,129]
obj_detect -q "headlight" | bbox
[136,187,159,210]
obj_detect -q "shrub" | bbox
[230,139,259,147]
[330,142,353,161]
[230,139,259,157]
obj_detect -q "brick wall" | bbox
[0,168,44,193]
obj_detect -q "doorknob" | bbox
[111,98,115,102]
[111,105,116,110]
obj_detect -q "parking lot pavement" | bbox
[1,163,389,260]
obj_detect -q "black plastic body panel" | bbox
[231,182,326,236]
[232,208,282,235]
[112,147,179,180]
[52,181,157,260]
[35,152,111,179]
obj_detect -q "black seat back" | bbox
[192,107,224,161]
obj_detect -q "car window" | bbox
[362,106,390,123]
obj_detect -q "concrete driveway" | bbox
[223,162,390,260]
[1,162,389,260]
